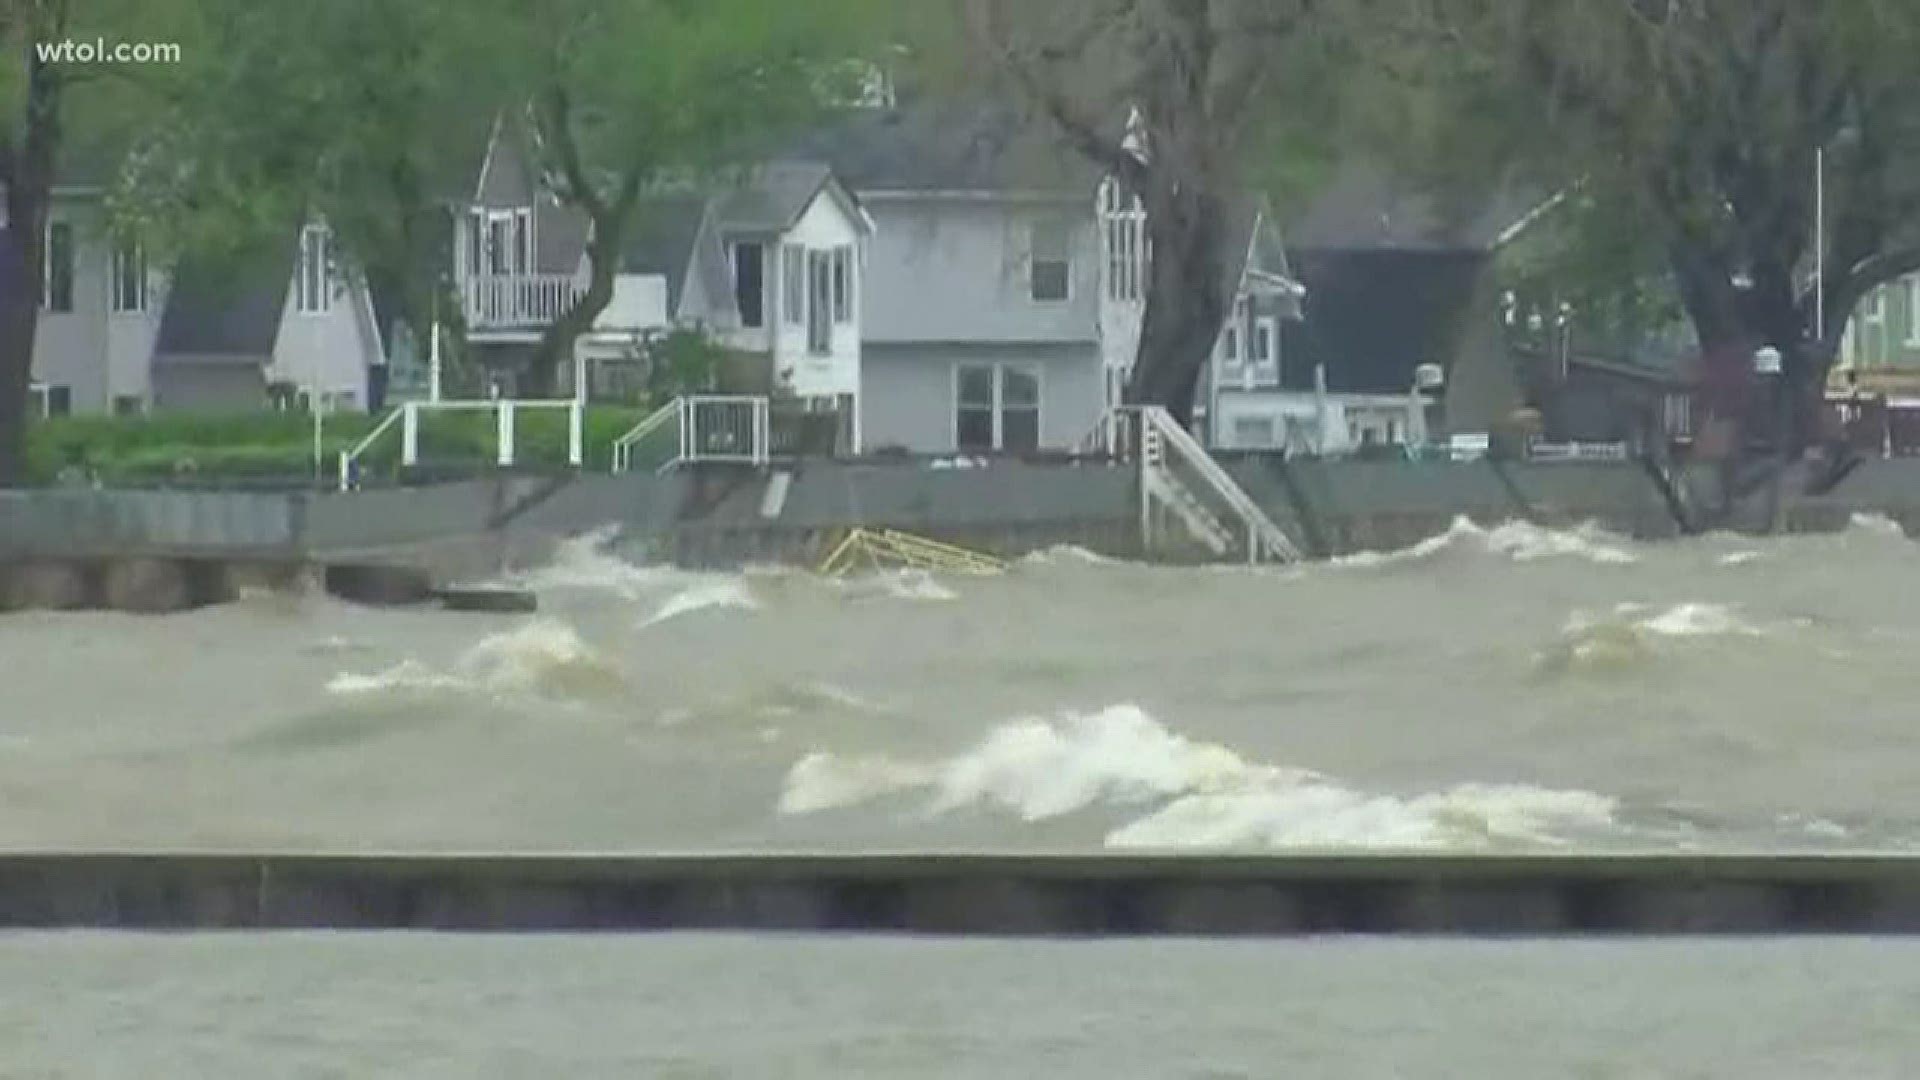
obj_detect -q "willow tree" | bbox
[490,0,883,396]
[962,0,1353,424]
[1425,0,1920,454]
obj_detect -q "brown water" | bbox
[2,517,1917,854]
[6,933,1919,1077]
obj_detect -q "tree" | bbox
[961,0,1353,424]
[483,0,883,396]
[1423,0,1920,455]
[157,0,499,395]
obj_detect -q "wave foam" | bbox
[1850,513,1907,539]
[1019,545,1120,567]
[328,619,623,700]
[1337,517,1638,569]
[639,579,760,629]
[778,705,1619,850]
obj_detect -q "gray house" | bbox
[795,105,1108,455]
[797,104,1312,456]
[14,143,382,416]
[444,118,872,437]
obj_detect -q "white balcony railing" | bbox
[461,273,587,331]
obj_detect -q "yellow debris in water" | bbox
[817,529,1006,578]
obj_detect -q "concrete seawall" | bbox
[5,854,1920,935]
[11,455,1920,611]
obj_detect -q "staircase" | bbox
[1094,406,1302,565]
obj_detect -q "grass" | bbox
[27,405,655,487]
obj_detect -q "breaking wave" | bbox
[327,619,624,700]
[1335,517,1638,569]
[1850,513,1907,539]
[1019,545,1121,568]
[778,704,1620,850]
[639,579,760,629]
[830,570,960,604]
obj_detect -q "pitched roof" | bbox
[621,195,713,313]
[788,105,1095,194]
[1286,161,1544,254]
[154,249,292,362]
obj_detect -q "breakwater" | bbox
[4,853,1920,934]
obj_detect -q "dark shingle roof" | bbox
[712,161,836,233]
[154,250,291,361]
[788,105,1095,194]
[622,195,713,312]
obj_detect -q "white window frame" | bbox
[831,244,854,324]
[42,219,74,313]
[296,225,333,315]
[953,362,1044,452]
[1866,286,1887,325]
[1252,315,1277,368]
[1028,219,1072,304]
[110,236,147,315]
[782,245,806,326]
[1222,324,1241,365]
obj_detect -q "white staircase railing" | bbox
[611,395,773,475]
[611,400,681,475]
[1089,405,1301,565]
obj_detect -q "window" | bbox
[112,395,143,417]
[42,220,73,312]
[734,242,765,329]
[783,246,806,326]
[465,212,484,277]
[1663,392,1693,438]
[807,250,832,354]
[1908,277,1920,347]
[514,209,532,276]
[1867,287,1888,324]
[44,385,72,417]
[831,245,854,324]
[1222,324,1240,364]
[296,225,332,314]
[1101,180,1146,303]
[1253,317,1277,366]
[111,238,146,314]
[1029,219,1071,302]
[955,364,1041,453]
[957,365,996,451]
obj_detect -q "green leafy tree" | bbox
[960,0,1364,425]
[2,0,190,484]
[1418,0,1920,454]
[483,0,886,396]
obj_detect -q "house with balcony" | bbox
[10,141,383,417]
[796,103,1318,457]
[446,119,871,444]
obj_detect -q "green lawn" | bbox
[27,405,655,487]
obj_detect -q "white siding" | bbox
[771,189,864,400]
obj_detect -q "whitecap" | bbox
[1850,513,1906,538]
[328,619,622,699]
[1335,517,1637,568]
[777,704,1621,851]
[639,579,760,629]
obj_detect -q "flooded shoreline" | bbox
[2,518,1916,855]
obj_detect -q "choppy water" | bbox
[3,516,1919,853]
[7,933,1919,1077]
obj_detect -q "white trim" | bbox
[295,224,333,315]
[109,236,147,315]
[1906,276,1920,348]
[952,360,1044,452]
[1027,218,1073,305]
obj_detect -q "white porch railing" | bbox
[338,399,585,491]
[1086,405,1301,565]
[461,273,587,330]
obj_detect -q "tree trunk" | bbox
[1127,183,1230,429]
[0,228,41,486]
[1,19,62,488]
[526,220,621,399]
